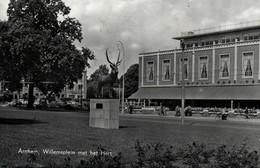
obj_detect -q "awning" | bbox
[128,85,260,100]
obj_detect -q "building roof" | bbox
[173,21,260,40]
[129,85,260,100]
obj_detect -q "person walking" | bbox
[163,105,167,116]
[159,103,164,116]
[175,105,180,117]
[129,104,133,114]
[245,107,249,119]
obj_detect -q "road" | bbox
[0,106,260,131]
[120,114,260,131]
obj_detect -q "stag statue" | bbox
[96,49,122,98]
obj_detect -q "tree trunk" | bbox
[27,84,34,108]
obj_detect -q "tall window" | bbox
[243,52,254,78]
[147,61,154,81]
[162,60,170,81]
[78,85,82,90]
[179,58,188,80]
[199,56,208,79]
[220,54,230,78]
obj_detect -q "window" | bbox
[214,40,219,44]
[147,61,154,81]
[226,39,230,43]
[220,54,230,78]
[254,35,259,40]
[162,60,171,81]
[231,38,235,42]
[201,41,205,46]
[78,85,82,90]
[249,36,253,40]
[186,44,191,48]
[244,35,248,41]
[206,41,210,45]
[243,52,254,78]
[195,43,199,47]
[209,41,213,45]
[236,37,240,42]
[221,38,226,43]
[179,58,188,80]
[199,56,208,79]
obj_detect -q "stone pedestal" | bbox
[89,99,119,129]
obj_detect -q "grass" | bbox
[1,107,260,167]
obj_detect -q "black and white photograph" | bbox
[1,0,260,167]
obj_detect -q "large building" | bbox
[130,21,260,109]
[9,69,87,101]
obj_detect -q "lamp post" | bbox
[117,41,125,114]
[181,39,185,125]
[80,78,83,111]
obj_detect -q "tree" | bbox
[87,65,109,98]
[0,0,94,108]
[120,64,139,98]
[88,65,109,85]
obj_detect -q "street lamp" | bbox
[80,78,83,111]
[181,39,185,125]
[117,41,125,114]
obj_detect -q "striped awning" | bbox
[128,85,260,100]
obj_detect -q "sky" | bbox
[1,0,260,77]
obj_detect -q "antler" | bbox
[106,49,113,65]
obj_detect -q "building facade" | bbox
[130,21,260,109]
[9,70,88,101]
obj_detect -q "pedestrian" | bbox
[159,103,163,116]
[186,105,192,116]
[222,107,228,120]
[175,105,180,117]
[163,106,167,116]
[245,107,249,119]
[129,104,133,114]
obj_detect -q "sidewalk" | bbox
[120,111,260,124]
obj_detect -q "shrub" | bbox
[130,140,258,168]
[21,140,259,168]
[76,148,122,168]
[131,140,178,168]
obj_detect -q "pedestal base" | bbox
[89,99,119,129]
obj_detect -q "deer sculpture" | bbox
[96,49,122,98]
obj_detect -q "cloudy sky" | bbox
[1,0,260,76]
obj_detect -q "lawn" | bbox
[1,107,260,167]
